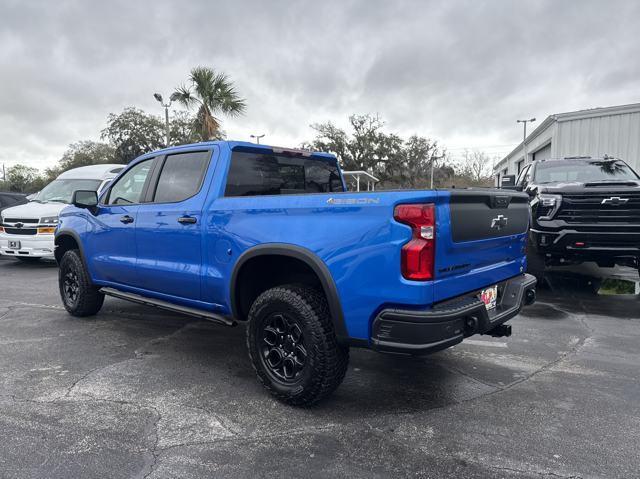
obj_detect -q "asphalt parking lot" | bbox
[0,257,639,479]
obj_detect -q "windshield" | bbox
[534,160,639,184]
[34,179,102,204]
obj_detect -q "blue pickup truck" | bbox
[54,141,536,405]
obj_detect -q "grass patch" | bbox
[599,278,638,295]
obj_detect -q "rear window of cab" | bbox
[225,151,344,197]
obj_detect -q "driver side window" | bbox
[107,159,153,205]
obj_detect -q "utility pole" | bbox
[516,118,536,168]
[154,93,177,147]
[250,134,265,144]
[430,153,445,189]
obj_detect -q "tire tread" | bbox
[246,284,349,406]
[59,249,104,317]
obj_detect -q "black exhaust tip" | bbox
[525,288,536,306]
[463,317,479,337]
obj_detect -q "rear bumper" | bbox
[371,273,537,355]
[530,228,640,258]
[0,233,55,258]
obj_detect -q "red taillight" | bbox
[394,203,435,281]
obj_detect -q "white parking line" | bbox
[463,339,508,348]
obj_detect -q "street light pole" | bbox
[250,134,265,144]
[516,118,536,169]
[154,93,173,147]
[164,107,169,147]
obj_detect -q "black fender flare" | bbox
[54,229,89,271]
[230,244,349,342]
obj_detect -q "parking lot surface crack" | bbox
[0,391,166,479]
[481,310,591,394]
[4,300,65,311]
[64,365,110,398]
[140,405,162,479]
[488,464,583,478]
[133,322,195,357]
[153,423,340,454]
[439,363,499,390]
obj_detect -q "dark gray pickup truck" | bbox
[503,156,640,280]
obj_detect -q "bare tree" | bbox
[459,150,494,184]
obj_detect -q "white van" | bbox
[0,164,124,260]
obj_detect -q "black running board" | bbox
[100,287,236,326]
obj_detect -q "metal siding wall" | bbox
[496,109,640,176]
[532,143,551,161]
[556,112,640,172]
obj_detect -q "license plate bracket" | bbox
[480,285,498,310]
[8,240,21,250]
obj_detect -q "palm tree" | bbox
[172,66,246,141]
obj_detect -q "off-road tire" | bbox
[59,249,104,317]
[246,284,349,406]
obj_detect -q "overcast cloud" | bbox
[1,0,639,169]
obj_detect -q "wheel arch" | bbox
[230,244,348,342]
[54,230,87,269]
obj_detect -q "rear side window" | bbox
[225,151,344,197]
[153,151,211,203]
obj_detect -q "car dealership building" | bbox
[494,102,640,185]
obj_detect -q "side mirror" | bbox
[500,175,517,190]
[72,190,98,209]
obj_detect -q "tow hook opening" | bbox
[525,288,536,306]
[486,324,512,338]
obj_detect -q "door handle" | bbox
[178,216,197,224]
[120,215,134,224]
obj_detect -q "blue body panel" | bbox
[84,204,139,284]
[57,141,528,343]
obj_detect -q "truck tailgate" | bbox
[434,189,530,302]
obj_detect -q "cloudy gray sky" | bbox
[1,0,639,170]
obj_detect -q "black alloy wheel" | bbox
[259,312,308,384]
[62,267,80,306]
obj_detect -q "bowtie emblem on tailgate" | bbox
[601,196,628,206]
[491,215,508,230]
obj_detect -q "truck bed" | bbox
[204,187,529,340]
